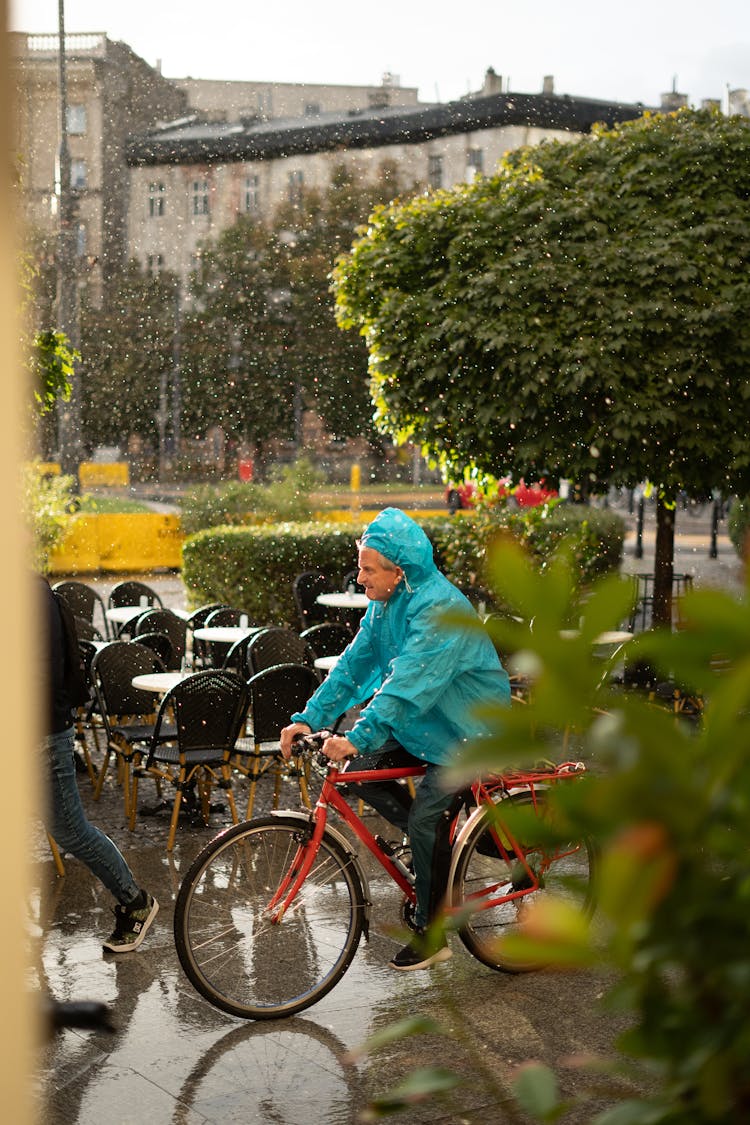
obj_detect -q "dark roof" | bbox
[126,90,651,167]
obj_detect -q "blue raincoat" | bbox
[292,507,510,765]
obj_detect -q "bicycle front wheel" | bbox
[451,791,594,973]
[174,815,366,1019]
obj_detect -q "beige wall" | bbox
[1,3,38,1118]
[173,76,420,121]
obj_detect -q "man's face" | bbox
[357,546,402,602]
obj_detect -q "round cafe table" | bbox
[314,654,341,673]
[107,605,190,625]
[193,625,260,645]
[316,592,369,611]
[131,671,194,695]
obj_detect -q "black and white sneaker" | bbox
[103,893,159,953]
[389,929,452,971]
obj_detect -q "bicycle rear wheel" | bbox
[174,815,366,1019]
[451,791,594,973]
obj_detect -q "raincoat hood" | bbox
[359,507,436,587]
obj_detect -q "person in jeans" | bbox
[41,577,158,953]
[280,508,510,971]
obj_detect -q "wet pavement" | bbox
[36,510,744,1124]
[34,757,632,1125]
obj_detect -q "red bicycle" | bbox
[174,736,593,1019]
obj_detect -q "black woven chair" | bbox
[200,606,253,668]
[73,637,103,784]
[341,569,365,594]
[291,571,334,631]
[134,608,188,669]
[185,603,229,669]
[90,641,171,817]
[237,663,321,819]
[53,580,110,639]
[73,615,105,643]
[135,631,175,669]
[131,669,250,852]
[299,622,354,659]
[107,580,164,611]
[246,626,316,676]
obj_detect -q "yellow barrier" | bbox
[47,508,448,574]
[48,513,183,573]
[33,461,61,477]
[78,461,130,488]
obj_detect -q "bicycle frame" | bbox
[264,755,585,926]
[265,762,425,922]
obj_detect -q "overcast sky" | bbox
[9,0,750,110]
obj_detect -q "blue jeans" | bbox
[344,743,455,930]
[44,727,141,907]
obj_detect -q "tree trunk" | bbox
[652,497,675,628]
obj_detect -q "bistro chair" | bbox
[299,622,353,660]
[200,606,252,668]
[185,602,229,669]
[134,608,188,669]
[107,580,164,611]
[130,669,250,852]
[237,663,321,819]
[245,626,316,677]
[72,637,104,785]
[291,571,334,631]
[53,580,111,640]
[73,615,105,643]
[134,631,174,669]
[340,569,365,594]
[90,642,172,818]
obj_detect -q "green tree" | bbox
[179,162,416,462]
[333,108,750,624]
[78,261,178,453]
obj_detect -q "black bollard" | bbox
[709,500,719,559]
[635,497,644,559]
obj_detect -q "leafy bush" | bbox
[181,503,624,625]
[23,465,77,572]
[181,521,361,625]
[357,541,750,1122]
[728,496,750,560]
[180,458,324,535]
[425,502,625,597]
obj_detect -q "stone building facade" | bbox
[11,32,188,302]
[125,81,653,285]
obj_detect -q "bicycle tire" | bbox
[174,815,366,1019]
[451,791,594,973]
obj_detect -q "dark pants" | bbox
[344,742,455,929]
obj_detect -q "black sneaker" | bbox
[103,893,159,953]
[388,929,452,972]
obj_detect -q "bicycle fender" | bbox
[269,810,372,922]
[447,803,489,889]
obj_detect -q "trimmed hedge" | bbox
[182,521,363,626]
[181,503,626,627]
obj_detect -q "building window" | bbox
[466,148,484,181]
[427,154,443,190]
[243,173,260,212]
[287,169,304,206]
[304,103,321,117]
[67,104,87,135]
[70,159,87,189]
[192,179,210,215]
[148,182,165,217]
[147,254,164,275]
[75,222,87,258]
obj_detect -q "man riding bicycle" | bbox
[280,507,510,970]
